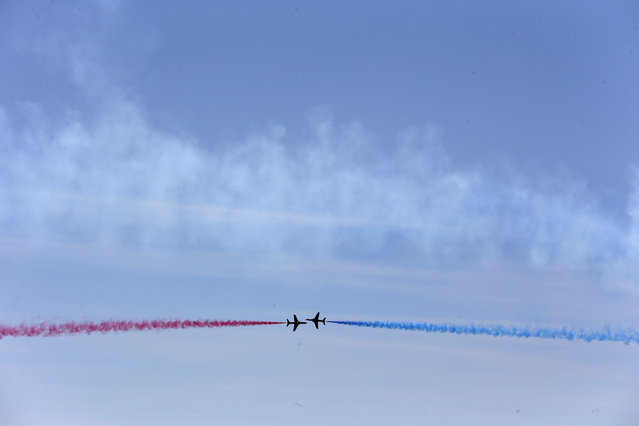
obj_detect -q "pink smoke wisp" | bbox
[0,319,285,339]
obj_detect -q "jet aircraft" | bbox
[286,314,306,331]
[306,312,326,329]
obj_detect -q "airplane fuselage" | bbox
[306,312,327,329]
[286,314,306,331]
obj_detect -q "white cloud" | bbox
[599,166,639,292]
[2,1,637,291]
[1,97,635,283]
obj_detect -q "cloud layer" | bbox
[1,97,637,287]
[2,1,638,291]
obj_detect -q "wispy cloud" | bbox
[1,99,636,278]
[2,1,638,291]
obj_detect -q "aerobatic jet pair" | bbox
[286,312,326,331]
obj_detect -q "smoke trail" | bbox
[328,321,639,344]
[0,319,284,340]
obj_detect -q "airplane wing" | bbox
[306,312,321,328]
[293,322,299,332]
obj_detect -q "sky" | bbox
[1,1,639,425]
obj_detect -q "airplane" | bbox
[286,314,306,332]
[306,312,326,329]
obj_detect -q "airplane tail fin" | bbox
[286,320,291,327]
[321,317,326,324]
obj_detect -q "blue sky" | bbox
[1,1,639,425]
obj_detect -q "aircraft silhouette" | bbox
[286,314,306,331]
[306,312,326,329]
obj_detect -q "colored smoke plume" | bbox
[0,319,284,340]
[328,320,639,344]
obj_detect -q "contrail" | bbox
[0,319,284,340]
[328,320,639,344]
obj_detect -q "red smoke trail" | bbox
[0,319,285,340]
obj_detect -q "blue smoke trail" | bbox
[327,321,639,344]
